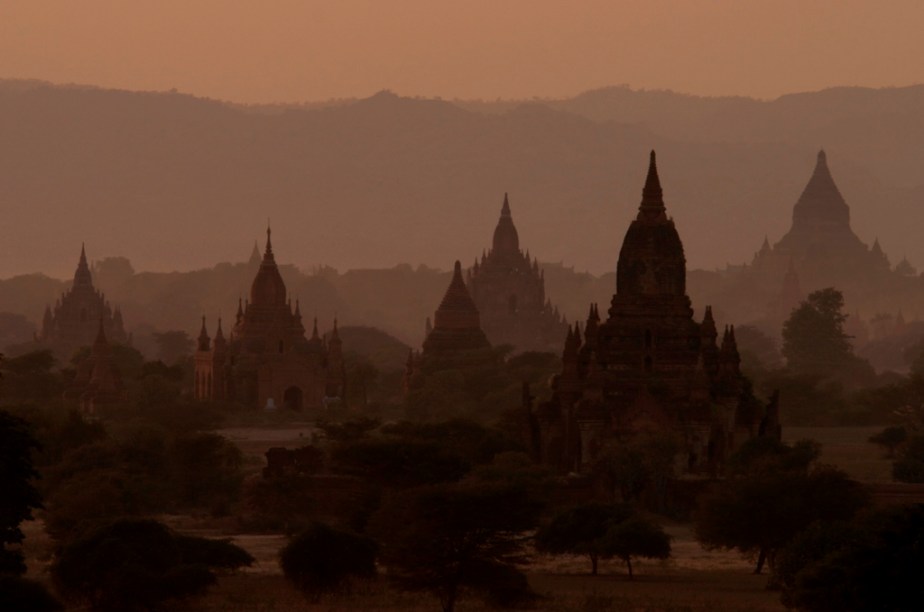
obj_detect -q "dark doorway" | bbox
[283,386,303,411]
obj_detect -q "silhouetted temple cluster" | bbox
[194,228,345,410]
[406,152,780,473]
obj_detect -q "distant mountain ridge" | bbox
[0,79,921,282]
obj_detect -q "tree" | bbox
[279,522,377,600]
[169,432,243,513]
[868,425,907,458]
[370,481,542,612]
[0,576,62,611]
[332,438,469,488]
[779,505,924,611]
[892,434,924,483]
[694,464,868,574]
[725,437,820,477]
[782,289,874,386]
[600,515,671,579]
[52,519,252,611]
[0,411,43,576]
[773,520,863,608]
[535,503,634,575]
[0,350,62,402]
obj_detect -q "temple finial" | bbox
[639,150,665,217]
[501,192,511,216]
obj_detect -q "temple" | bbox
[64,319,126,415]
[535,152,778,473]
[466,194,567,352]
[404,260,491,392]
[194,227,345,410]
[40,245,128,360]
[740,150,894,326]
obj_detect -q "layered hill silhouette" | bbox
[2,80,922,282]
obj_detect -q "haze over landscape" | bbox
[4,3,924,611]
[2,1,923,278]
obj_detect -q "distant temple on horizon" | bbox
[533,152,778,474]
[64,319,126,415]
[723,149,914,330]
[466,194,567,353]
[194,227,345,410]
[40,245,128,361]
[404,260,493,394]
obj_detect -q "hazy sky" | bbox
[2,1,922,102]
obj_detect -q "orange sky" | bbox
[1,0,921,102]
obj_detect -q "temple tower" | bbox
[41,244,127,359]
[541,151,775,473]
[422,261,490,357]
[467,194,567,352]
[194,226,344,410]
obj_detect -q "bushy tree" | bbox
[169,432,243,513]
[0,411,43,575]
[892,434,924,483]
[600,515,671,579]
[694,463,868,574]
[0,576,62,611]
[332,438,469,488]
[52,519,252,611]
[279,522,377,600]
[536,503,670,578]
[371,481,542,612]
[868,425,907,458]
[773,520,864,607]
[535,503,634,575]
[782,288,874,388]
[725,437,820,477]
[0,350,62,402]
[778,505,924,611]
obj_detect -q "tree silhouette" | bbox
[371,481,541,612]
[0,410,43,576]
[535,503,633,575]
[52,519,252,611]
[279,523,377,600]
[782,288,853,376]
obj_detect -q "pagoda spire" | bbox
[639,150,666,219]
[492,193,520,255]
[197,316,210,351]
[74,243,93,287]
[264,223,274,260]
